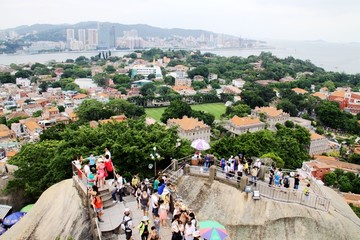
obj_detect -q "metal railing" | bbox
[71,161,102,240]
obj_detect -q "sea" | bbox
[0,40,359,74]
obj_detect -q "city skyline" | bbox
[1,0,359,43]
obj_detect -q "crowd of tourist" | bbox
[74,148,202,240]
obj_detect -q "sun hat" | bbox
[142,216,150,221]
[124,208,130,213]
[144,178,149,184]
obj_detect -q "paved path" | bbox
[116,195,172,240]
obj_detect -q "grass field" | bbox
[145,103,226,122]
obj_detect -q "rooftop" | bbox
[310,132,326,141]
[253,106,287,117]
[168,116,209,130]
[230,116,262,126]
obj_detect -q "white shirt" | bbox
[151,194,159,209]
[185,223,196,240]
[117,176,123,189]
[238,164,244,172]
[105,150,111,159]
[83,164,90,176]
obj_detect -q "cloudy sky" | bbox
[1,0,359,42]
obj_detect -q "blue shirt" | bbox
[158,184,165,195]
[88,156,95,165]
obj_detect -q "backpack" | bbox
[120,216,132,232]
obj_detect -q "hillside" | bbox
[5,21,221,41]
[0,179,90,240]
[176,175,360,240]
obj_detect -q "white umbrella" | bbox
[191,139,211,151]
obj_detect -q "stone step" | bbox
[103,200,117,209]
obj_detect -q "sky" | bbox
[1,0,359,43]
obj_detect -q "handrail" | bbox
[71,161,102,240]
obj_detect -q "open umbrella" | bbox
[20,204,34,213]
[199,220,228,240]
[191,139,211,151]
[3,212,26,227]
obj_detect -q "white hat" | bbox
[142,216,149,221]
[193,231,201,237]
[144,178,149,184]
[124,208,130,213]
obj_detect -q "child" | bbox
[154,215,160,234]
[92,192,104,222]
[149,226,160,240]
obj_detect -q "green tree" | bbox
[324,172,337,186]
[57,105,65,113]
[76,99,112,122]
[164,76,175,86]
[323,80,336,92]
[147,73,156,80]
[224,103,251,118]
[338,175,353,192]
[140,83,156,97]
[284,120,295,128]
[105,65,116,74]
[39,82,48,93]
[260,152,285,167]
[32,110,42,117]
[191,110,215,126]
[277,99,298,117]
[106,99,145,118]
[161,100,192,123]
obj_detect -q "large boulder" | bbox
[176,175,360,240]
[1,179,90,240]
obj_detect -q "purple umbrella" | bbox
[191,139,211,151]
[3,212,26,227]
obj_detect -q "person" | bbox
[112,173,124,203]
[88,185,99,202]
[153,176,159,192]
[151,189,159,219]
[149,226,160,240]
[132,174,140,195]
[294,174,300,190]
[220,158,226,171]
[140,189,150,216]
[274,169,281,187]
[193,230,201,240]
[188,212,197,230]
[153,215,160,234]
[83,160,91,177]
[138,216,151,240]
[304,183,310,201]
[237,161,244,182]
[251,166,258,187]
[184,220,196,240]
[87,168,97,189]
[92,192,104,222]
[244,160,249,175]
[104,148,111,159]
[204,154,211,170]
[158,199,169,228]
[123,208,134,240]
[171,214,184,240]
[283,175,290,189]
[88,154,96,171]
[157,179,165,195]
[104,154,114,180]
[96,158,106,189]
[269,168,274,187]
[135,186,142,209]
[225,162,231,179]
[254,159,262,168]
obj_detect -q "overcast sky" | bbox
[1,0,359,42]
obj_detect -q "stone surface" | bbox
[176,175,360,240]
[1,179,90,240]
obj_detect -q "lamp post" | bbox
[150,146,161,176]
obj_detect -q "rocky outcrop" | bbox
[0,179,90,240]
[176,176,360,240]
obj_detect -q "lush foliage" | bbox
[7,119,193,200]
[323,169,360,193]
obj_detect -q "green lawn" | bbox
[145,103,226,122]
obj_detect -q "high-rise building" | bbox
[66,29,75,49]
[109,26,116,49]
[123,29,138,38]
[88,29,99,49]
[78,29,86,45]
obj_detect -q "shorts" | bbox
[96,208,103,213]
[152,207,159,217]
[125,230,132,240]
[141,204,149,211]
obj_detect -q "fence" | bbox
[71,161,102,240]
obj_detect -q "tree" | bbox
[188,66,209,79]
[277,99,298,117]
[284,120,295,128]
[106,99,145,118]
[76,99,112,122]
[93,73,107,87]
[161,100,192,123]
[140,83,156,97]
[147,73,156,80]
[32,110,42,117]
[224,103,251,118]
[57,105,65,113]
[323,80,336,92]
[191,110,215,126]
[113,74,131,85]
[39,82,48,93]
[338,175,353,192]
[324,172,337,186]
[164,76,175,86]
[105,65,116,74]
[260,152,285,168]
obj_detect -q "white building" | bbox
[251,106,290,130]
[232,78,246,88]
[167,116,211,142]
[309,132,331,156]
[132,65,163,79]
[16,78,31,87]
[225,116,266,135]
[87,29,99,48]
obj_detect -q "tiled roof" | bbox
[330,90,345,98]
[254,107,286,117]
[172,86,194,91]
[310,132,326,140]
[230,116,262,126]
[72,93,88,99]
[312,92,327,100]
[292,87,308,94]
[6,111,30,120]
[24,120,42,131]
[168,116,209,130]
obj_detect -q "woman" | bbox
[140,189,150,216]
[96,158,106,189]
[184,220,195,240]
[171,214,184,240]
[87,168,97,189]
[92,192,104,222]
[158,199,169,228]
[138,216,151,240]
[104,154,114,180]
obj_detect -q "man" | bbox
[251,166,258,187]
[112,173,124,203]
[88,154,96,171]
[151,189,159,219]
[204,154,211,170]
[122,208,134,240]
[294,174,300,190]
